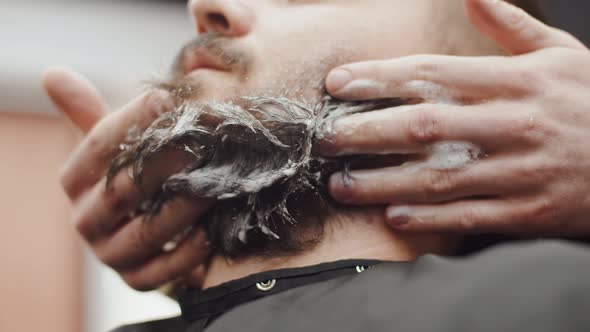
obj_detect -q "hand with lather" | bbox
[323,0,590,237]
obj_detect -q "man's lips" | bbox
[182,47,230,75]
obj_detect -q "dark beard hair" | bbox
[171,32,252,80]
[107,83,402,258]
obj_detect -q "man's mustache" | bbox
[171,32,251,78]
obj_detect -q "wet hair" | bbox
[108,89,402,258]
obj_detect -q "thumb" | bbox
[465,0,587,55]
[42,66,108,133]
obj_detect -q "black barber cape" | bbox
[113,240,590,332]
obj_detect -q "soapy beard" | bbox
[109,37,403,258]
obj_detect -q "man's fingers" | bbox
[178,265,207,288]
[385,195,562,235]
[42,66,108,133]
[60,90,174,199]
[466,0,587,55]
[326,54,529,101]
[119,228,210,291]
[72,170,143,241]
[96,196,213,269]
[318,102,526,157]
[384,198,530,234]
[72,149,198,241]
[329,157,541,205]
[326,0,587,101]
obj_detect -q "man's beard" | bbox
[166,32,339,102]
[108,35,402,258]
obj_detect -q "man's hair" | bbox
[108,89,401,258]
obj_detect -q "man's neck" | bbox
[202,207,457,289]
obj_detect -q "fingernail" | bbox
[326,68,352,93]
[480,0,525,26]
[386,206,412,226]
[316,117,354,157]
[328,172,356,203]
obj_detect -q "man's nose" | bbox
[189,0,255,37]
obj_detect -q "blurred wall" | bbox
[1,1,192,331]
[0,113,81,332]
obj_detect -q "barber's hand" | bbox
[43,67,212,291]
[322,0,590,236]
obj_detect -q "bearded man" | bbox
[43,0,590,331]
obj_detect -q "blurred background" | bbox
[0,0,588,332]
[0,0,191,331]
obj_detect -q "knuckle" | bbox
[140,90,172,120]
[86,134,102,151]
[531,199,558,222]
[509,65,545,95]
[411,55,439,81]
[524,198,560,232]
[72,217,89,239]
[522,161,554,183]
[85,124,111,154]
[508,111,557,146]
[422,169,454,199]
[121,272,158,291]
[103,180,134,213]
[83,131,112,162]
[59,167,77,199]
[95,248,120,268]
[458,208,480,232]
[506,7,530,34]
[71,208,95,241]
[509,157,554,188]
[512,163,541,185]
[407,110,442,144]
[103,190,132,214]
[130,221,162,253]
